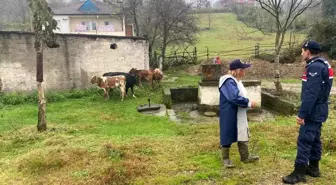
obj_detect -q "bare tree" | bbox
[46,0,68,9]
[0,0,30,31]
[194,0,211,8]
[104,0,199,67]
[149,0,199,67]
[254,0,322,91]
[122,0,143,37]
[28,0,59,132]
[215,0,233,8]
[104,0,143,37]
[232,4,275,34]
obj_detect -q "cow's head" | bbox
[129,68,137,74]
[153,68,163,75]
[90,75,98,84]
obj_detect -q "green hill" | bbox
[192,13,304,59]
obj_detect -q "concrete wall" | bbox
[0,31,149,92]
[198,80,262,108]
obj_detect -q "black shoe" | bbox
[282,165,307,184]
[306,160,320,177]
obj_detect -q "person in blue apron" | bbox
[283,40,334,184]
[218,59,259,168]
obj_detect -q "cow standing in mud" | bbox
[90,75,126,101]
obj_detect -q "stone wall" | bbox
[261,91,299,115]
[0,31,149,92]
[163,87,198,109]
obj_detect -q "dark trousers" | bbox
[222,144,232,148]
[295,120,322,166]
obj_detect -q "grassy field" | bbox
[0,13,334,185]
[178,13,305,59]
[0,73,335,185]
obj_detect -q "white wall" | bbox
[198,83,262,107]
[54,15,70,33]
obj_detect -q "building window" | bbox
[79,22,97,31]
[105,21,113,26]
[91,22,97,30]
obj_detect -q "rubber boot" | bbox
[306,160,320,177]
[238,141,259,163]
[221,148,235,168]
[282,165,307,184]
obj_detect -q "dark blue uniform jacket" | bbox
[299,57,334,123]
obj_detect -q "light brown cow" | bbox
[152,68,164,85]
[129,68,163,87]
[129,68,153,87]
[90,75,126,101]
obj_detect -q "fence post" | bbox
[193,47,197,64]
[206,46,209,60]
[255,43,260,57]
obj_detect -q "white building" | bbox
[52,0,135,36]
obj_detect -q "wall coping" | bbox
[199,80,261,87]
[0,31,148,41]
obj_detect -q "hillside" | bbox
[191,13,304,59]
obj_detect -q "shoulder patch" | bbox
[309,72,318,77]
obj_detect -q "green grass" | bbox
[0,13,334,185]
[162,67,201,88]
[0,82,335,184]
[181,13,305,59]
[280,78,302,83]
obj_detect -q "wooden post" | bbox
[257,43,260,57]
[255,43,260,57]
[193,47,197,64]
[206,46,209,60]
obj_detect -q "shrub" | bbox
[308,18,336,59]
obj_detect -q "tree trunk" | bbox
[133,8,139,37]
[274,30,283,92]
[274,53,282,92]
[161,44,166,70]
[36,51,47,132]
[158,56,163,71]
[37,82,47,132]
[29,9,34,32]
[161,26,168,70]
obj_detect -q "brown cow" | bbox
[152,68,164,86]
[90,75,126,101]
[129,68,163,87]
